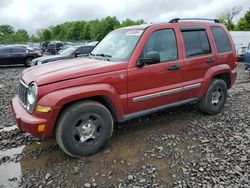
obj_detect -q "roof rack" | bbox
[169,18,220,23]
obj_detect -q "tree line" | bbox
[0,8,249,44]
[0,17,144,44]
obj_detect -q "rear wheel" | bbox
[25,57,33,67]
[198,79,227,115]
[56,100,113,157]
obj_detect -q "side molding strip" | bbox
[133,83,201,102]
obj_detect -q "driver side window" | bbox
[141,29,178,62]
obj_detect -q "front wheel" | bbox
[198,79,227,115]
[25,57,33,67]
[56,100,113,157]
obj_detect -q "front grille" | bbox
[18,80,28,106]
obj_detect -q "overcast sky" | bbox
[0,0,249,34]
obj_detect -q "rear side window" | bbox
[181,30,211,57]
[0,48,11,54]
[12,47,26,53]
[142,29,178,62]
[78,46,94,54]
[211,26,231,53]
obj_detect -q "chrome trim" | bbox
[20,79,28,88]
[133,83,201,102]
[133,87,182,102]
[182,83,201,91]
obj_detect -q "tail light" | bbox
[35,51,43,56]
[232,52,238,69]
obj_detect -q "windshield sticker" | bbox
[126,30,143,36]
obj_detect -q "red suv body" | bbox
[11,19,237,156]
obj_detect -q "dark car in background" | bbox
[41,42,49,52]
[244,42,250,75]
[31,43,97,66]
[237,46,247,61]
[0,45,43,66]
[47,41,64,55]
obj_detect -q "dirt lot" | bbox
[0,64,250,188]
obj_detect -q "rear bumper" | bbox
[11,96,60,139]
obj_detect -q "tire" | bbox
[25,57,33,67]
[56,100,113,157]
[198,79,227,115]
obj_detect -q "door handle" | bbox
[167,64,180,71]
[206,58,215,64]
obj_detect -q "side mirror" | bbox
[137,51,160,67]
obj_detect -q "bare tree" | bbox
[217,6,242,30]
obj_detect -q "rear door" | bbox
[210,26,235,69]
[127,28,183,113]
[180,26,215,100]
[0,47,12,65]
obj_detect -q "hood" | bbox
[40,55,68,63]
[22,58,127,86]
[33,55,67,64]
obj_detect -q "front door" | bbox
[0,47,12,65]
[127,28,183,114]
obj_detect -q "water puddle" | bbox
[0,162,22,187]
[0,84,5,88]
[0,145,25,157]
[0,125,17,133]
[0,161,22,187]
[0,145,25,187]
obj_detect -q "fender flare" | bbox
[198,64,231,97]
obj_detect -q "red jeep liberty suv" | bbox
[11,18,237,157]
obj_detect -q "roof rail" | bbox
[169,18,220,23]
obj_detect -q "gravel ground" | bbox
[0,64,249,188]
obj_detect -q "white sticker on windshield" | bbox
[126,30,143,36]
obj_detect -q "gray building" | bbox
[230,31,250,50]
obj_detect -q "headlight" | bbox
[27,82,38,112]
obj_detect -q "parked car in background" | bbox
[236,46,247,61]
[12,18,237,157]
[0,45,43,66]
[41,42,49,52]
[244,42,250,75]
[31,43,97,66]
[29,47,43,54]
[47,41,64,55]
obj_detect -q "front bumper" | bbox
[11,96,59,139]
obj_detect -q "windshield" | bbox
[60,47,76,56]
[91,29,143,61]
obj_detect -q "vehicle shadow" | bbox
[17,103,203,186]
